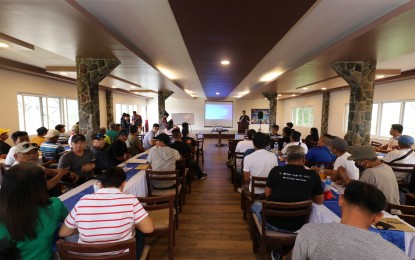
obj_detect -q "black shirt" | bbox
[239,115,250,123]
[0,140,11,155]
[277,136,291,151]
[108,139,128,164]
[92,147,114,173]
[266,164,323,231]
[169,141,190,155]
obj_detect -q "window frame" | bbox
[291,106,314,127]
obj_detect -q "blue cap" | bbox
[398,135,414,146]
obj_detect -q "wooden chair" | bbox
[137,195,175,260]
[180,153,194,194]
[251,200,312,259]
[242,176,268,222]
[56,238,137,260]
[383,162,415,193]
[196,137,204,164]
[371,141,383,147]
[405,193,415,205]
[232,152,245,192]
[386,203,415,226]
[228,139,242,161]
[145,170,182,229]
[175,158,188,202]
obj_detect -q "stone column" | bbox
[105,90,114,127]
[158,90,174,125]
[263,92,278,131]
[330,61,376,146]
[76,58,120,142]
[320,92,330,135]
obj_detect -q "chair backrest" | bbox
[261,200,312,235]
[371,141,383,147]
[228,139,242,154]
[383,162,415,191]
[137,194,174,228]
[386,203,415,215]
[250,176,268,199]
[197,139,204,150]
[234,152,245,170]
[57,238,136,260]
[145,170,180,196]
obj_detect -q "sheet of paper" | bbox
[126,158,147,164]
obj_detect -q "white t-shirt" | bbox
[281,142,308,155]
[5,146,16,165]
[235,140,254,153]
[382,148,415,181]
[333,152,359,181]
[386,136,399,150]
[243,149,278,194]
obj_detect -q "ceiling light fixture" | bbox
[59,72,68,76]
[221,60,230,65]
[259,71,282,82]
[111,86,117,89]
[0,42,9,48]
[277,98,280,100]
[303,87,308,90]
[376,75,385,79]
[130,86,137,89]
[216,92,220,95]
[321,87,327,90]
[158,67,176,80]
[278,94,282,97]
[292,94,296,97]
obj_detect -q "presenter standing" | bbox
[239,110,250,123]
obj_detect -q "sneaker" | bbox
[200,174,207,180]
[271,250,282,260]
[237,188,242,193]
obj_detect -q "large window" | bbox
[115,103,138,124]
[292,107,314,127]
[17,93,78,135]
[369,101,414,139]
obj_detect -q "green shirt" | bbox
[0,197,68,260]
[106,130,119,143]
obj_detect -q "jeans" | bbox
[251,202,293,233]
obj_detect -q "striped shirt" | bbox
[64,188,148,249]
[39,142,65,162]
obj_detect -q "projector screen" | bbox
[204,101,233,127]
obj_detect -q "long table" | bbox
[309,185,415,258]
[59,152,149,211]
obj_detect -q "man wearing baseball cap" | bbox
[147,133,180,188]
[91,133,114,174]
[0,127,11,159]
[39,129,66,163]
[108,130,131,164]
[347,145,400,205]
[382,135,415,181]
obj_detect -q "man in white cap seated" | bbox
[382,135,415,182]
[39,129,66,163]
[347,145,400,205]
[0,127,11,159]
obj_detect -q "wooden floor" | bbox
[147,138,259,259]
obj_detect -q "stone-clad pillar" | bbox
[263,92,278,131]
[76,58,120,142]
[331,61,376,146]
[158,90,174,125]
[320,92,330,135]
[105,90,114,127]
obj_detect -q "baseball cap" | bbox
[15,142,38,154]
[45,129,61,138]
[71,124,79,132]
[330,137,348,151]
[398,135,414,146]
[0,128,10,135]
[92,133,105,140]
[347,145,377,161]
[71,134,86,143]
[154,133,170,144]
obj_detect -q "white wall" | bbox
[328,90,350,137]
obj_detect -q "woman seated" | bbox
[305,127,319,148]
[164,119,178,135]
[0,162,68,259]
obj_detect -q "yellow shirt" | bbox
[30,136,46,146]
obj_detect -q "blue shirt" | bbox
[305,146,336,163]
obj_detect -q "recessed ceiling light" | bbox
[111,86,117,88]
[264,98,267,100]
[260,71,283,82]
[321,87,327,90]
[0,42,10,48]
[376,75,385,79]
[158,67,176,80]
[277,98,280,100]
[221,60,230,65]
[216,92,220,95]
[303,87,308,90]
[130,86,137,89]
[59,72,68,76]
[278,94,282,97]
[292,94,296,97]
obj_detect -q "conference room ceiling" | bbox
[1,0,415,100]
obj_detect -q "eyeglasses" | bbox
[22,143,38,149]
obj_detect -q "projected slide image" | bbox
[251,109,270,124]
[205,104,232,119]
[204,101,233,127]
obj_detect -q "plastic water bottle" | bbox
[325,176,332,191]
[274,142,279,154]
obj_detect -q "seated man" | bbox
[147,133,181,188]
[382,135,415,182]
[55,124,69,144]
[347,145,400,205]
[293,181,409,260]
[108,130,131,165]
[5,131,30,165]
[143,123,160,150]
[316,137,359,183]
[100,127,112,147]
[276,127,291,151]
[30,126,48,146]
[39,129,66,163]
[182,122,197,139]
[269,124,281,148]
[0,127,11,158]
[58,134,95,183]
[243,132,278,195]
[235,129,256,153]
[280,130,308,155]
[127,125,145,156]
[305,134,336,167]
[251,146,323,232]
[376,123,403,153]
[106,123,119,143]
[169,129,206,180]
[67,124,79,147]
[59,166,154,258]
[91,133,114,174]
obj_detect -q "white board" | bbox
[171,113,195,125]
